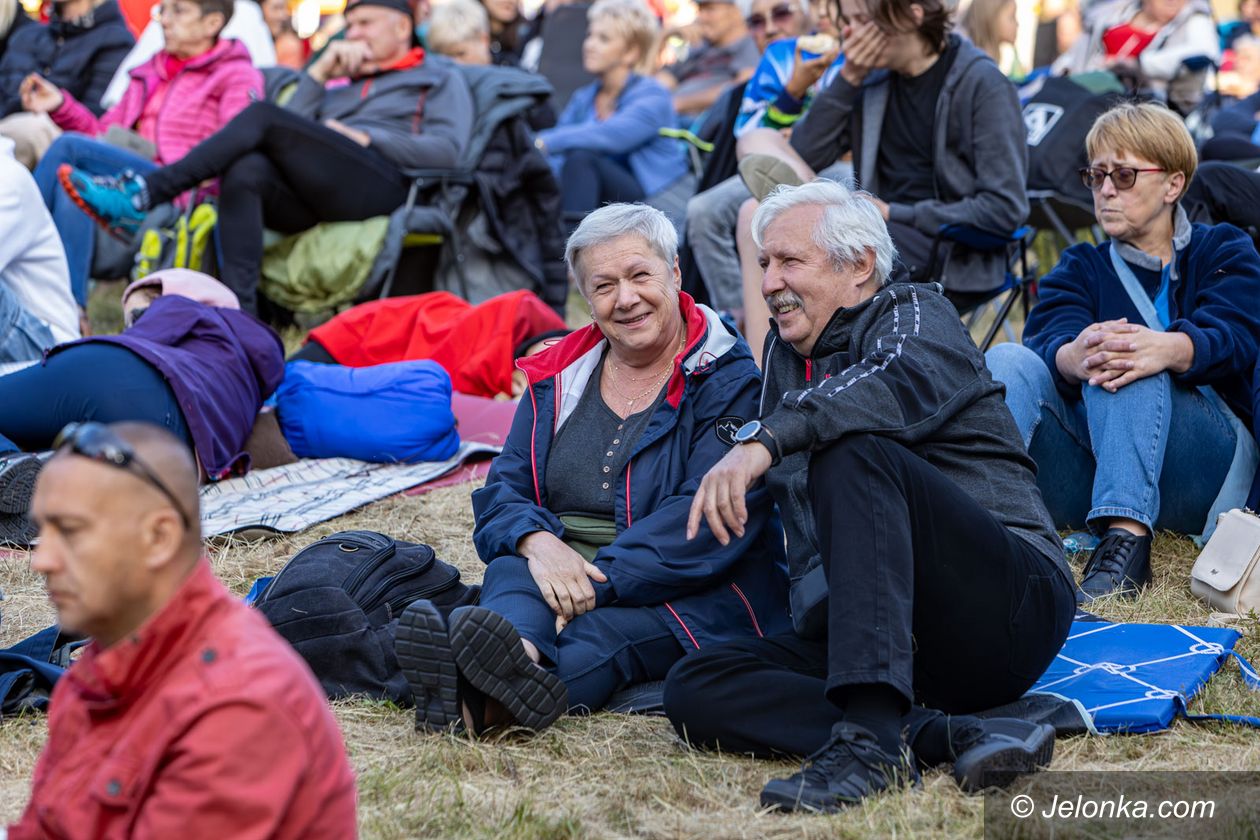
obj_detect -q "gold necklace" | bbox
[605,334,685,409]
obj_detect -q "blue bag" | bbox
[1029,620,1260,733]
[276,360,461,463]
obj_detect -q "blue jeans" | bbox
[986,342,1235,532]
[478,555,686,712]
[0,343,190,454]
[0,283,55,368]
[32,134,157,307]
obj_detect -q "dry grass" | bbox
[4,491,1260,839]
[4,283,1259,838]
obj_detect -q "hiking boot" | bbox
[738,153,804,204]
[447,605,567,732]
[57,165,148,237]
[0,452,46,516]
[760,722,918,813]
[949,717,1056,793]
[1078,528,1152,601]
[395,600,463,733]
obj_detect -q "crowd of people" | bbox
[5,0,1260,830]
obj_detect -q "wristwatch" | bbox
[733,420,781,466]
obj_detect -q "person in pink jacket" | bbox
[19,0,261,307]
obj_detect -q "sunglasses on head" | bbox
[53,422,191,529]
[1079,166,1166,192]
[746,3,798,29]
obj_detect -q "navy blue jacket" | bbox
[472,294,791,652]
[0,0,133,117]
[1024,221,1260,499]
[0,10,35,67]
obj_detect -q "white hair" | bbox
[565,203,678,294]
[428,0,489,51]
[752,180,897,285]
[736,0,809,21]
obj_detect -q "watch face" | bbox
[734,420,762,443]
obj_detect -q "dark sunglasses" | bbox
[1079,166,1166,192]
[53,422,191,529]
[746,3,798,29]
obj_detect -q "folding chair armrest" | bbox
[936,223,1031,253]
[659,127,715,154]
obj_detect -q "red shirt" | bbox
[1102,23,1158,61]
[8,562,358,840]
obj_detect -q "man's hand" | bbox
[324,119,370,147]
[517,531,608,620]
[1079,324,1195,392]
[838,20,888,87]
[20,74,64,114]
[785,43,840,100]
[687,442,773,545]
[308,40,376,83]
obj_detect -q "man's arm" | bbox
[787,72,856,173]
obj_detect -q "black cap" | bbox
[343,0,415,19]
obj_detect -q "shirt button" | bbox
[603,466,610,473]
[106,779,122,797]
[602,482,609,489]
[201,648,217,663]
[613,439,620,444]
[617,425,624,431]
[606,451,614,457]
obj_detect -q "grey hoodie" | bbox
[789,36,1028,293]
[758,283,1071,637]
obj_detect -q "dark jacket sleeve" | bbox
[78,27,134,115]
[885,64,1029,236]
[787,72,856,173]
[765,287,991,454]
[588,361,773,608]
[1022,244,1101,398]
[1170,225,1260,386]
[365,65,472,170]
[471,389,567,562]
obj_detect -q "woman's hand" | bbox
[785,43,840,100]
[1080,325,1195,392]
[20,74,64,114]
[687,442,772,545]
[517,531,608,620]
[838,20,889,87]
[1055,318,1139,384]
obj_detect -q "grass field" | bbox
[1,283,1259,838]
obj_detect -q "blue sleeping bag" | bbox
[276,360,460,463]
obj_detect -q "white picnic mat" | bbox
[199,441,500,536]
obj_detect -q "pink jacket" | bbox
[50,39,261,164]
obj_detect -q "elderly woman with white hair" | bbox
[394,203,790,735]
[665,181,1075,813]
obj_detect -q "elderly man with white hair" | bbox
[393,202,790,738]
[664,181,1077,813]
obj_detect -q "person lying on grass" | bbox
[663,180,1077,814]
[391,203,791,735]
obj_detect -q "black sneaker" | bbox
[0,452,45,515]
[395,600,463,733]
[950,717,1055,792]
[447,606,567,732]
[760,722,918,813]
[1078,528,1152,601]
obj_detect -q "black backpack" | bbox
[255,530,479,704]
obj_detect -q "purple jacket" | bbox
[49,295,284,479]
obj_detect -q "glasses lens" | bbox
[1113,167,1138,190]
[772,3,796,18]
[1081,168,1103,190]
[746,13,766,27]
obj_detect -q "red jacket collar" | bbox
[381,46,425,72]
[65,561,225,714]
[518,291,707,386]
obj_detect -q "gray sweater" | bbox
[790,36,1028,293]
[758,283,1070,636]
[287,53,473,172]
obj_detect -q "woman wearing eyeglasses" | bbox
[986,102,1260,602]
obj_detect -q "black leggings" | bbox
[559,149,645,219]
[144,102,410,313]
[663,434,1076,759]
